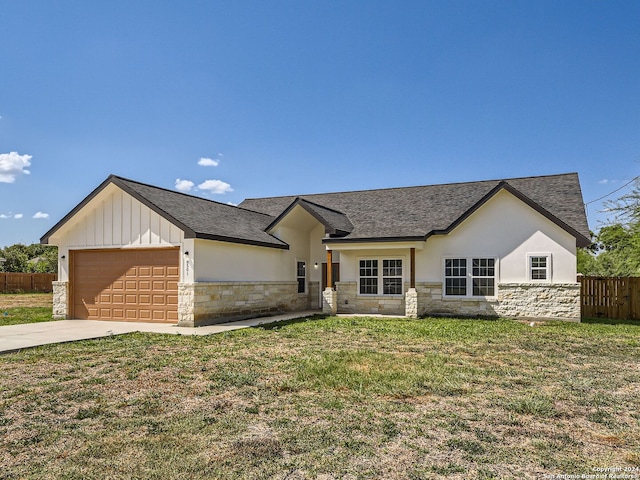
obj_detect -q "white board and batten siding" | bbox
[53,185,185,282]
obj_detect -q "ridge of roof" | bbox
[295,197,348,216]
[240,172,590,247]
[42,174,289,249]
[242,172,579,202]
[265,196,354,235]
[110,175,275,219]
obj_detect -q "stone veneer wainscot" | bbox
[329,281,580,321]
[411,281,580,320]
[178,281,310,327]
[52,281,69,319]
[336,281,406,316]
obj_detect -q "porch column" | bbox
[406,247,418,318]
[410,247,416,289]
[323,249,337,315]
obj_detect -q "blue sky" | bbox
[1,0,639,248]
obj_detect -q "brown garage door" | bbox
[71,248,179,322]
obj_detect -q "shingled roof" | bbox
[266,198,354,236]
[42,172,591,249]
[41,175,288,249]
[239,173,591,247]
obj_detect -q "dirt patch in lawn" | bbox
[0,293,53,309]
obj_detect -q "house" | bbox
[41,173,590,325]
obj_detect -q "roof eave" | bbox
[40,175,196,244]
[429,181,591,247]
[322,235,426,245]
[192,233,289,250]
[266,197,353,235]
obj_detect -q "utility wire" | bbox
[584,175,640,206]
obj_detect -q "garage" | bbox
[71,248,179,322]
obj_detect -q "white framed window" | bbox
[444,257,497,297]
[358,258,404,296]
[444,258,467,296]
[382,259,403,295]
[297,261,306,293]
[528,254,551,281]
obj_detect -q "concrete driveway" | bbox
[0,311,319,354]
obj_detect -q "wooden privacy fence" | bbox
[579,276,640,320]
[0,273,57,293]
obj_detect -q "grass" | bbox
[0,314,639,479]
[0,306,54,326]
[0,293,54,326]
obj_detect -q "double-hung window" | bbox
[444,257,496,297]
[297,261,306,294]
[359,258,403,295]
[359,260,379,295]
[529,255,550,281]
[383,259,403,295]
[472,258,495,296]
[444,259,467,296]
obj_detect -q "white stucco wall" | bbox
[192,239,290,282]
[417,189,577,284]
[49,184,185,282]
[326,189,577,293]
[268,207,337,305]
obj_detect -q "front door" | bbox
[322,262,340,290]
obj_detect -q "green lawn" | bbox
[1,314,639,479]
[0,293,53,326]
[0,307,53,326]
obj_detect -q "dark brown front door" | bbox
[322,262,340,290]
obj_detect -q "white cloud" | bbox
[198,157,220,167]
[0,152,32,183]
[198,179,233,194]
[0,214,9,219]
[14,213,23,219]
[175,178,195,192]
[33,211,49,219]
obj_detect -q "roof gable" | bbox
[266,198,353,236]
[43,172,591,250]
[42,175,289,249]
[239,173,590,247]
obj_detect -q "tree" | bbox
[0,243,58,273]
[578,177,640,277]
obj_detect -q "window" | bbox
[472,258,495,296]
[359,258,404,295]
[359,259,378,295]
[383,259,403,295]
[444,257,496,297]
[445,258,467,296]
[297,261,306,293]
[529,255,550,281]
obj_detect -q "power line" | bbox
[584,175,640,206]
